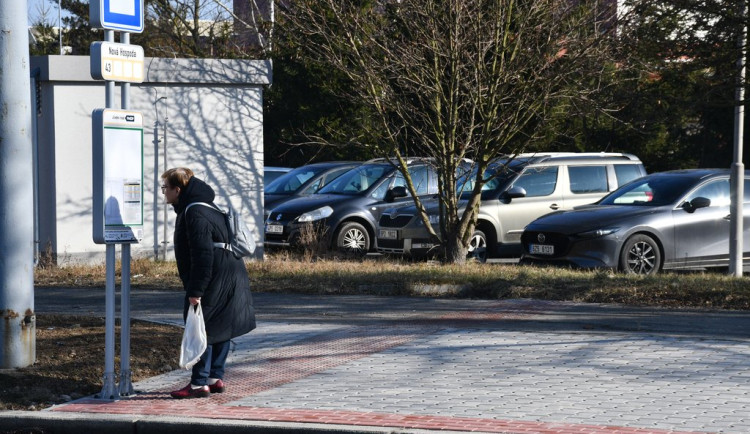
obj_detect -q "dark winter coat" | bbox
[172,176,256,344]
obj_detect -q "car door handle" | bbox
[550,204,560,210]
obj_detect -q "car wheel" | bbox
[467,229,487,263]
[619,234,661,275]
[336,222,370,255]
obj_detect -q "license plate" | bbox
[530,244,554,255]
[379,229,398,239]
[412,243,435,249]
[266,224,283,234]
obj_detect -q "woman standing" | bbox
[161,168,256,399]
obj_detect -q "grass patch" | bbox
[34,254,750,310]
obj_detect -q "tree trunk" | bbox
[444,235,467,264]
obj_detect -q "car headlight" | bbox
[417,214,440,226]
[297,206,334,223]
[577,228,619,238]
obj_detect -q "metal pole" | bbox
[31,69,41,266]
[730,1,747,277]
[118,31,134,396]
[152,96,167,260]
[153,118,160,258]
[99,244,118,399]
[121,33,130,110]
[58,0,62,55]
[98,28,119,399]
[105,30,115,107]
[0,0,36,368]
[119,244,133,396]
[162,106,169,261]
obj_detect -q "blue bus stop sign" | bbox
[90,0,144,33]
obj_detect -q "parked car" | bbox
[264,158,469,254]
[376,153,646,261]
[520,169,750,275]
[264,161,361,220]
[263,166,292,185]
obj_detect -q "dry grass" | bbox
[297,222,331,261]
[34,254,750,310]
[0,315,181,411]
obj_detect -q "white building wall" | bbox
[31,55,271,264]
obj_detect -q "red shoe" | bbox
[170,384,210,399]
[209,379,225,393]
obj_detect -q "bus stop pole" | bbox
[98,29,120,400]
[99,243,118,399]
[119,31,134,396]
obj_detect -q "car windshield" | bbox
[263,169,289,185]
[599,175,697,206]
[318,164,391,195]
[265,165,329,195]
[456,159,524,198]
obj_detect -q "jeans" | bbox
[191,340,231,386]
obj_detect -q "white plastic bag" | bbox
[179,303,207,370]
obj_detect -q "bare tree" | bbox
[282,0,625,263]
[143,0,272,58]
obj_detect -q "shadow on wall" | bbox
[144,58,269,258]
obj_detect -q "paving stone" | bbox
[39,298,750,434]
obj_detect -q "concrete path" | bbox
[2,288,750,433]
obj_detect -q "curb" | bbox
[0,411,468,434]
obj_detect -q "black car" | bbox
[264,158,445,254]
[264,162,361,220]
[263,166,292,185]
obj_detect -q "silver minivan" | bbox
[376,153,647,261]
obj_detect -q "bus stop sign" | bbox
[92,109,144,244]
[90,0,144,33]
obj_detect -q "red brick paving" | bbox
[50,302,706,433]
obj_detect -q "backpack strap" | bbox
[185,202,232,251]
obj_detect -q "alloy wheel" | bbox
[467,230,487,263]
[626,240,656,274]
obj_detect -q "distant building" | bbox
[28,25,72,55]
[233,0,273,52]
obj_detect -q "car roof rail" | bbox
[365,156,436,165]
[519,152,641,163]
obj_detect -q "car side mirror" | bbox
[501,186,527,203]
[682,196,711,213]
[385,186,408,203]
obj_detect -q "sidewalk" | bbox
[3,290,750,433]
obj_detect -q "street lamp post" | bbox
[730,1,747,277]
[58,0,62,55]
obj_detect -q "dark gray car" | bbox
[264,158,447,254]
[264,161,360,220]
[520,169,750,274]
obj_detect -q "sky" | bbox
[27,0,235,27]
[27,0,71,26]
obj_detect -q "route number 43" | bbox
[104,62,112,73]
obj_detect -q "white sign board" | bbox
[90,0,144,33]
[91,42,144,83]
[93,109,144,244]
